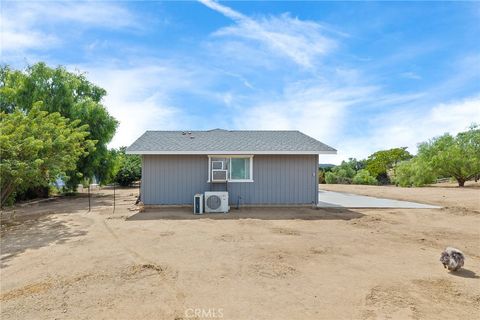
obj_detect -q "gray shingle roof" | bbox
[126,129,336,154]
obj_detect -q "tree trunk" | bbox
[1,181,14,207]
[456,178,465,187]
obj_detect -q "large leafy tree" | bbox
[96,148,122,185]
[366,147,412,183]
[417,125,480,186]
[0,107,93,206]
[0,63,118,189]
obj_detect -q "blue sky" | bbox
[1,1,479,163]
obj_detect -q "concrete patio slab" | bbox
[318,190,441,209]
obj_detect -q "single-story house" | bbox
[126,129,336,206]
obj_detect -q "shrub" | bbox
[318,170,326,184]
[325,162,356,184]
[325,172,338,184]
[352,169,377,185]
[115,158,141,186]
[325,170,353,184]
[395,159,436,187]
[334,169,353,184]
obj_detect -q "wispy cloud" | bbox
[2,0,476,165]
[400,71,422,80]
[330,95,480,163]
[199,0,480,164]
[234,82,377,143]
[199,0,338,69]
[78,62,195,148]
[0,27,59,52]
[35,2,140,29]
[1,1,141,55]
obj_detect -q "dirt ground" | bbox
[1,184,479,319]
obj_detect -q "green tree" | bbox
[345,158,366,172]
[324,158,368,184]
[96,148,121,185]
[0,66,24,113]
[352,169,378,185]
[417,126,480,186]
[318,164,335,184]
[0,63,118,189]
[366,147,412,183]
[114,147,141,186]
[0,107,93,206]
[325,164,355,184]
[325,171,338,184]
[395,158,436,187]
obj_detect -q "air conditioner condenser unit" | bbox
[204,191,229,213]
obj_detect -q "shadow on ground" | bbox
[449,268,479,279]
[127,207,364,221]
[0,215,88,268]
[0,188,138,269]
[1,196,113,218]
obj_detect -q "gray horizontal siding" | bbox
[142,155,209,205]
[141,154,318,205]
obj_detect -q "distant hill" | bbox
[319,163,335,169]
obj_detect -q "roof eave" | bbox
[126,150,337,155]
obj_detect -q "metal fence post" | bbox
[113,183,116,213]
[88,185,91,212]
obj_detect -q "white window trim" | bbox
[207,155,254,183]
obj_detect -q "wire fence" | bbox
[74,183,140,213]
[0,186,140,226]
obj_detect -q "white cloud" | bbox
[37,2,139,29]
[0,28,59,52]
[234,81,378,152]
[75,63,197,148]
[3,0,476,166]
[400,71,422,80]
[199,0,245,20]
[328,96,480,164]
[199,0,478,166]
[0,1,140,54]
[375,96,480,149]
[199,0,337,68]
[0,11,58,53]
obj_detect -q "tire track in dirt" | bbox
[101,218,148,264]
[101,218,187,317]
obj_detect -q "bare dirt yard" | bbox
[1,184,479,319]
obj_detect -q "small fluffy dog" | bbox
[440,247,465,271]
